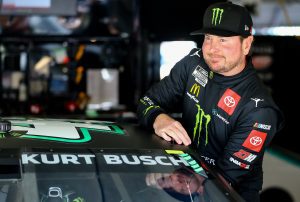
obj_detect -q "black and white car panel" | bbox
[0,118,245,202]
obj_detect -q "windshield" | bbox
[0,149,232,202]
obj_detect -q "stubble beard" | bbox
[205,55,244,76]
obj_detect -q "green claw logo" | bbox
[212,8,224,26]
[193,104,211,146]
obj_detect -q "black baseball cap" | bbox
[191,2,253,37]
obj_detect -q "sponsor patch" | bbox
[201,155,215,165]
[217,89,241,115]
[190,83,201,97]
[242,130,267,152]
[253,122,271,130]
[192,65,208,87]
[251,98,264,107]
[187,92,199,103]
[212,109,229,124]
[143,96,154,106]
[233,149,257,163]
[189,49,201,58]
[229,157,250,169]
[193,104,211,146]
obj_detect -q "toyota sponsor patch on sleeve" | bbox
[242,130,267,152]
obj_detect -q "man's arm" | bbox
[216,107,284,186]
[137,95,191,145]
[137,49,199,146]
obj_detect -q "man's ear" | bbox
[243,36,254,56]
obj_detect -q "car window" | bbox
[0,149,235,202]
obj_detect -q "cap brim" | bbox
[190,28,247,37]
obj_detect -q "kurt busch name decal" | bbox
[22,153,189,167]
[103,154,188,166]
[22,153,95,165]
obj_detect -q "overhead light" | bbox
[254,26,300,36]
[34,56,52,71]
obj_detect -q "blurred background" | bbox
[0,0,299,201]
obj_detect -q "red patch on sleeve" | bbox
[242,130,267,152]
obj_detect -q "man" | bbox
[137,2,284,202]
[145,168,207,201]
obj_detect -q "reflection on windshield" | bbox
[99,168,208,202]
[145,168,208,202]
[97,167,213,202]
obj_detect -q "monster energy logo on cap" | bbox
[193,104,211,146]
[190,2,253,37]
[212,8,224,26]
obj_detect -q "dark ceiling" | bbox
[139,0,226,40]
[0,0,228,41]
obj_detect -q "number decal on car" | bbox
[3,119,125,143]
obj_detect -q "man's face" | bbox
[202,34,252,76]
[157,173,203,195]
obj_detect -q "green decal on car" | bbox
[1,119,125,143]
[165,150,206,176]
[179,153,204,174]
[0,131,23,138]
[165,150,184,155]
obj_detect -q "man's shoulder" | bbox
[172,48,205,74]
[238,88,281,116]
[181,48,207,71]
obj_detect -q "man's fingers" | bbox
[153,114,191,146]
[160,128,183,145]
[158,127,191,145]
[167,128,183,145]
[173,122,191,145]
[159,132,172,142]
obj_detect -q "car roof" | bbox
[0,118,180,149]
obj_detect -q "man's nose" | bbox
[209,38,221,52]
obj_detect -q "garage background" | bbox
[0,0,299,201]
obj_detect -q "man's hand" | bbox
[153,114,191,146]
[145,173,170,189]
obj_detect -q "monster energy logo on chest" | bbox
[193,104,211,146]
[212,8,224,26]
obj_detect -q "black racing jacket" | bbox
[137,48,284,192]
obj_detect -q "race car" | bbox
[0,118,244,202]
